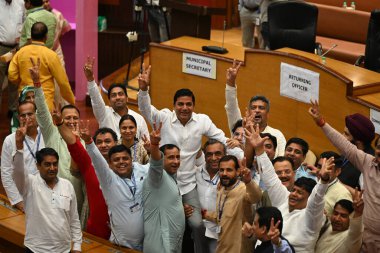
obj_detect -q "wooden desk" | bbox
[277,48,380,109]
[150,36,370,155]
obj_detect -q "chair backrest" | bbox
[268,1,318,53]
[364,10,380,73]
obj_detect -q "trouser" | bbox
[260,22,270,50]
[239,6,259,48]
[147,7,170,43]
[182,187,209,253]
[0,44,18,112]
[25,247,34,253]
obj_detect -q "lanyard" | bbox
[217,181,240,221]
[201,169,219,185]
[23,131,41,161]
[132,141,137,162]
[123,172,137,198]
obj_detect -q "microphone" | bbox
[321,44,338,57]
[202,20,228,54]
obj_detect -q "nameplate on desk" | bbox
[182,53,216,80]
[280,62,320,104]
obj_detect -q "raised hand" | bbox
[319,157,335,183]
[308,99,324,126]
[244,124,269,155]
[242,107,254,129]
[226,59,242,87]
[83,56,95,82]
[226,138,242,149]
[242,222,254,238]
[353,187,364,217]
[79,120,92,143]
[239,157,252,184]
[141,134,151,153]
[268,218,281,246]
[15,120,27,150]
[138,64,151,91]
[304,162,320,177]
[29,57,41,87]
[51,102,63,126]
[150,122,162,146]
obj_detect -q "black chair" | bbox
[268,1,320,53]
[355,10,380,73]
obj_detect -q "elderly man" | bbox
[309,100,380,253]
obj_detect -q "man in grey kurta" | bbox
[142,126,185,253]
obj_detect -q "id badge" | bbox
[216,225,222,234]
[255,17,260,26]
[129,203,141,213]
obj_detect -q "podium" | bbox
[148,36,380,155]
[160,0,226,39]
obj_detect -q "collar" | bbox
[26,6,44,15]
[30,40,46,46]
[328,177,339,186]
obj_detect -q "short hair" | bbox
[231,119,243,134]
[119,114,137,128]
[36,147,59,164]
[17,101,36,114]
[61,104,80,116]
[286,137,309,156]
[218,155,239,170]
[93,127,118,142]
[29,0,43,7]
[160,144,180,154]
[334,199,354,214]
[173,88,195,105]
[260,133,277,150]
[249,95,270,112]
[203,139,226,154]
[108,83,127,99]
[256,206,283,234]
[319,151,343,168]
[272,156,295,170]
[294,177,316,194]
[31,22,48,40]
[108,144,131,159]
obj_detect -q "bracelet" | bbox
[56,119,64,126]
[33,82,41,86]
[316,117,326,127]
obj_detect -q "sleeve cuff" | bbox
[225,84,237,91]
[72,242,82,251]
[138,89,149,96]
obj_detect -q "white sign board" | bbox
[280,62,320,103]
[370,108,380,134]
[182,53,216,79]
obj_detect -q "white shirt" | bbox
[224,84,286,157]
[13,151,82,253]
[86,142,149,250]
[138,89,243,195]
[257,152,327,253]
[87,80,149,140]
[195,153,219,239]
[1,128,45,205]
[0,0,24,45]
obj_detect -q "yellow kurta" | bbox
[8,41,75,109]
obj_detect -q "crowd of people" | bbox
[1,1,380,253]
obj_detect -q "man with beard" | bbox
[246,124,332,252]
[143,124,186,253]
[1,101,45,212]
[285,137,316,181]
[309,100,379,253]
[203,155,262,253]
[315,190,364,253]
[195,139,226,252]
[224,60,286,157]
[83,57,149,139]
